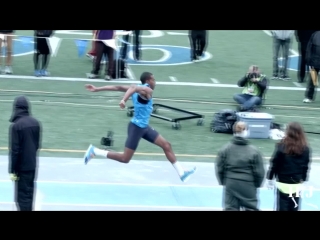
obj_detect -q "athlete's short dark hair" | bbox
[140,72,153,84]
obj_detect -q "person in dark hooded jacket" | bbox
[295,30,318,83]
[303,31,320,103]
[9,96,41,211]
[215,121,265,211]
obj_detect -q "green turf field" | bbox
[0,30,320,162]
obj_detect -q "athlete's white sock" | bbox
[93,147,109,158]
[173,162,184,176]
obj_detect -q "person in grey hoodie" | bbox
[215,121,265,211]
[271,30,294,80]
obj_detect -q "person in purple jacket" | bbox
[88,30,115,80]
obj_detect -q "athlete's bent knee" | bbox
[121,150,134,163]
[162,141,172,152]
[121,155,132,163]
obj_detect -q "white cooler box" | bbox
[236,112,273,139]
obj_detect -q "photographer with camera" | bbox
[233,66,268,112]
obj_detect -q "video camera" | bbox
[247,72,260,79]
[100,131,114,148]
[247,65,260,79]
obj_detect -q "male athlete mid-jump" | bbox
[84,72,196,182]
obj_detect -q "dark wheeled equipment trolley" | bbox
[126,103,204,130]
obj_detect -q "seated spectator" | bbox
[233,65,268,112]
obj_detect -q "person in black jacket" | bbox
[295,30,318,83]
[9,96,42,211]
[304,31,320,103]
[266,122,311,211]
[120,30,141,61]
[189,30,207,62]
[34,30,54,77]
[0,30,15,74]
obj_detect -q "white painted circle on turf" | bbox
[140,30,164,38]
[126,45,212,66]
[0,38,35,57]
[128,47,172,63]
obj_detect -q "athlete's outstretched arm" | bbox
[85,84,130,92]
